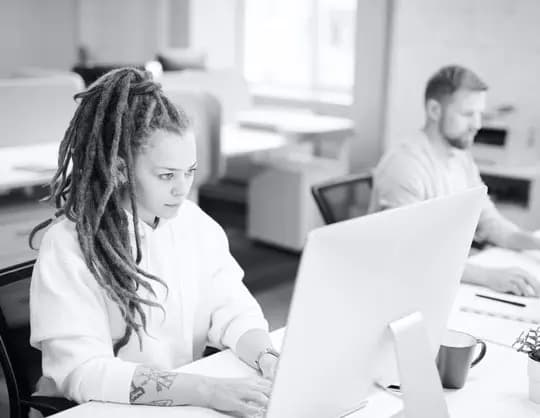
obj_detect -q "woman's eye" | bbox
[159,173,174,180]
[186,168,197,177]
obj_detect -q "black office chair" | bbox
[311,173,487,252]
[311,172,373,224]
[0,260,77,418]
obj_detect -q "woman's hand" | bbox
[204,375,272,417]
[257,352,279,380]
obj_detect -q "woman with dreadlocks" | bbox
[29,68,278,417]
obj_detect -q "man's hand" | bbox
[205,376,272,417]
[483,266,540,297]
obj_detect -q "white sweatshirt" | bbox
[30,200,268,404]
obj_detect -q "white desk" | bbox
[444,309,539,417]
[236,109,354,162]
[236,109,354,139]
[222,111,354,250]
[51,310,540,418]
[48,247,540,417]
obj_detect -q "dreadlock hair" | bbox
[29,67,191,355]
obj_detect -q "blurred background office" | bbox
[1,0,540,415]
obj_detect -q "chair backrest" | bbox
[311,172,373,224]
[0,259,40,418]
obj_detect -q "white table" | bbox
[236,108,354,135]
[221,111,355,249]
[444,310,540,417]
[49,248,540,417]
[51,310,540,418]
[236,109,354,161]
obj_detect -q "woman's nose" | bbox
[171,177,188,197]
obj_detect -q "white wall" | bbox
[77,0,168,64]
[169,0,190,48]
[385,0,540,148]
[8,0,539,173]
[189,0,242,69]
[0,0,78,76]
[0,0,191,76]
[350,0,393,171]
[186,0,393,172]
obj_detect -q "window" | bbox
[243,0,356,102]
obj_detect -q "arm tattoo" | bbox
[130,365,179,405]
[130,381,145,403]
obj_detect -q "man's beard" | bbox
[439,121,477,150]
[444,134,473,150]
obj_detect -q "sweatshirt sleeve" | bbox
[30,226,137,404]
[204,221,269,352]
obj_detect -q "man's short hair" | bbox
[424,65,488,104]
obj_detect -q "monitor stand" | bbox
[388,311,450,418]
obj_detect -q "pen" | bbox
[475,293,526,308]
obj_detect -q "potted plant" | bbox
[513,326,540,403]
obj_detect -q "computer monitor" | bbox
[266,187,485,418]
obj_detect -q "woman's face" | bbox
[129,129,197,225]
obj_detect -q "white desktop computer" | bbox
[265,187,485,418]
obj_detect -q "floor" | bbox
[253,279,295,330]
[198,180,300,328]
[0,181,299,416]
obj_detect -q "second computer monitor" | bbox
[266,187,485,418]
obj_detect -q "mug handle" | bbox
[470,339,487,367]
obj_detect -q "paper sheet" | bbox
[447,309,534,348]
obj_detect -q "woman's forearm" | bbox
[129,365,210,407]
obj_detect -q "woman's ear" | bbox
[115,157,128,186]
[426,98,442,122]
